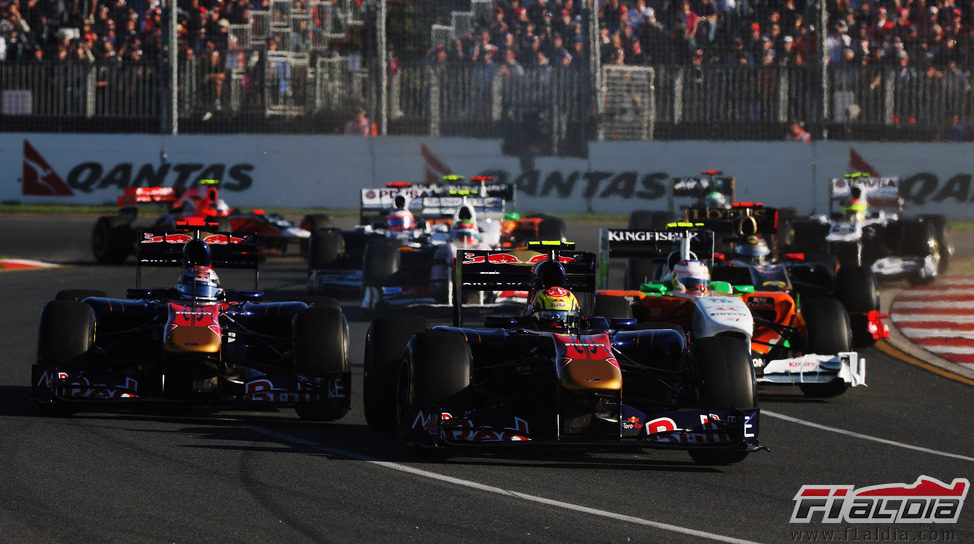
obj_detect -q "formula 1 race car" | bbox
[362,243,761,465]
[788,173,952,285]
[92,179,311,263]
[595,226,865,397]
[679,202,888,346]
[34,224,350,420]
[307,176,566,306]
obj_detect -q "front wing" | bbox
[754,351,865,387]
[31,364,350,410]
[400,403,760,452]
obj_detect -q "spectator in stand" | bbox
[344,108,373,136]
[940,112,969,140]
[785,120,811,141]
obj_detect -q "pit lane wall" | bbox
[3,133,973,219]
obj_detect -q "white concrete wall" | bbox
[4,133,973,219]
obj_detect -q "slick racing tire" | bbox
[593,294,633,319]
[835,265,879,314]
[398,331,471,452]
[37,300,95,366]
[55,289,107,302]
[689,336,756,465]
[536,218,567,243]
[300,214,334,254]
[799,298,852,398]
[362,239,400,287]
[835,265,881,347]
[292,306,350,421]
[92,216,133,264]
[789,220,829,255]
[308,230,344,270]
[364,317,428,431]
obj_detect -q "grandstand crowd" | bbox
[0,0,257,63]
[429,0,974,72]
[2,0,973,71]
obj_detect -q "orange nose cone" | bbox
[166,326,221,353]
[558,358,623,390]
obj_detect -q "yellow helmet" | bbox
[531,286,580,330]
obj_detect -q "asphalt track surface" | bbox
[1,214,972,544]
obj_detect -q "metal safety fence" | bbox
[4,57,972,145]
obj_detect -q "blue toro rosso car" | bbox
[33,223,350,420]
[363,242,761,465]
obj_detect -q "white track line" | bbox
[891,314,974,324]
[895,328,974,338]
[245,425,761,544]
[763,410,974,463]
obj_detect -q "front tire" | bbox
[292,306,350,421]
[92,216,133,264]
[689,336,756,465]
[799,298,852,397]
[363,317,428,431]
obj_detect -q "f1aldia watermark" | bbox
[791,476,968,524]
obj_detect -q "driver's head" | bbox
[450,220,481,247]
[735,234,770,266]
[176,265,222,300]
[704,191,729,209]
[387,209,415,232]
[672,259,710,295]
[531,286,580,330]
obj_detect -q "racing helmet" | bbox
[387,209,415,232]
[672,259,710,295]
[704,191,729,209]
[450,220,481,247]
[736,234,770,266]
[843,199,867,223]
[176,265,222,300]
[531,286,580,330]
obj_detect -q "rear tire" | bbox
[92,216,133,264]
[799,298,852,397]
[688,336,755,465]
[292,306,350,421]
[362,239,400,287]
[364,317,428,431]
[536,218,567,242]
[309,231,344,270]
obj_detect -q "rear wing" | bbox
[359,181,516,224]
[829,175,902,212]
[117,186,179,208]
[452,241,596,326]
[597,227,715,289]
[669,172,735,212]
[419,195,506,221]
[135,227,259,287]
[684,203,780,251]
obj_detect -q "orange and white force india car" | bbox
[595,226,865,397]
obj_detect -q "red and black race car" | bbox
[362,242,761,465]
[35,224,349,420]
[92,179,310,263]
